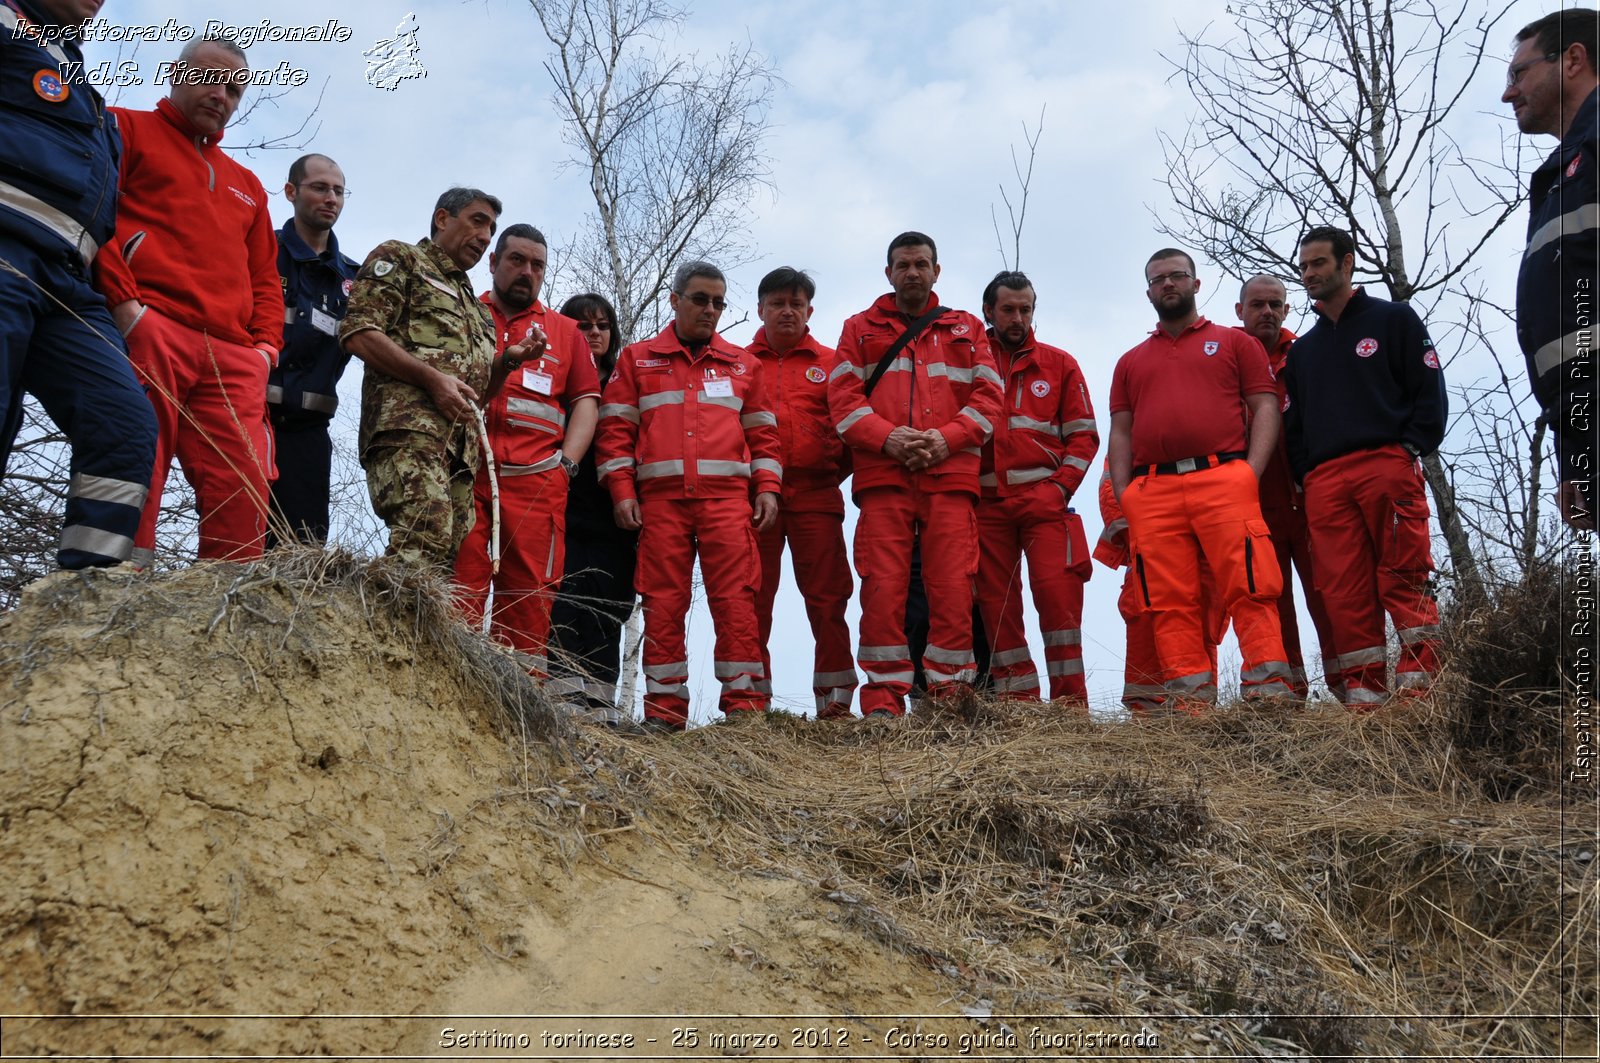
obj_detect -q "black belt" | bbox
[1147,451,1246,476]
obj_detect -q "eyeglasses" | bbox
[1506,52,1559,88]
[298,182,349,198]
[575,321,611,332]
[684,293,727,310]
[1147,270,1193,288]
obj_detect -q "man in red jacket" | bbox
[455,225,600,674]
[976,271,1098,705]
[1234,274,1339,701]
[829,232,1004,717]
[595,261,782,730]
[98,35,284,566]
[746,267,857,719]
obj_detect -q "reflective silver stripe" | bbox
[994,674,1040,693]
[815,691,852,712]
[1395,671,1432,690]
[878,357,913,376]
[1009,415,1058,435]
[863,669,916,684]
[638,459,687,479]
[959,406,993,435]
[508,396,565,426]
[923,642,972,666]
[979,473,999,488]
[599,402,640,423]
[1006,467,1053,486]
[639,390,686,412]
[974,364,1004,387]
[597,456,635,477]
[645,678,690,697]
[1062,455,1090,472]
[267,384,286,404]
[1042,629,1081,647]
[838,407,874,434]
[1395,624,1439,645]
[0,179,97,268]
[813,669,858,689]
[1241,676,1295,698]
[1533,328,1593,379]
[714,660,764,679]
[697,459,749,477]
[752,678,774,695]
[1123,683,1166,700]
[1060,418,1097,435]
[989,646,1032,667]
[69,473,148,509]
[1345,687,1387,705]
[547,675,584,697]
[500,454,563,477]
[302,391,337,415]
[0,8,69,64]
[700,394,744,412]
[522,653,550,673]
[750,458,782,478]
[1098,517,1128,543]
[643,661,689,680]
[859,644,910,662]
[1166,670,1217,698]
[1046,658,1084,677]
[1241,661,1293,683]
[830,361,864,381]
[284,307,298,324]
[1526,201,1600,258]
[741,411,777,428]
[130,546,155,569]
[1336,646,1387,670]
[59,525,135,561]
[723,674,760,692]
[929,665,977,684]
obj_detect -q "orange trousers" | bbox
[455,466,567,671]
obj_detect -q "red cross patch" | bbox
[730,360,747,375]
[1423,349,1440,369]
[341,279,354,296]
[952,324,969,336]
[1355,338,1379,358]
[805,366,827,384]
[1030,380,1051,398]
[33,69,68,103]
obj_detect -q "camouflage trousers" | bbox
[363,428,477,569]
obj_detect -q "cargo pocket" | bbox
[1064,510,1092,581]
[1242,518,1282,600]
[1382,496,1434,581]
[1134,551,1152,609]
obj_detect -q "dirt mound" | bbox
[0,555,1593,1059]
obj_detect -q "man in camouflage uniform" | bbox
[340,187,541,567]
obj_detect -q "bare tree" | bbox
[1154,0,1536,599]
[991,106,1045,271]
[530,0,775,345]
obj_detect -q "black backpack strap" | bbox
[863,305,948,397]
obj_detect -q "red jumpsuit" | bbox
[1094,466,1223,715]
[97,99,284,566]
[1244,325,1340,700]
[595,326,782,728]
[830,292,1004,715]
[455,299,600,672]
[1109,319,1293,707]
[976,330,1098,703]
[747,327,856,718]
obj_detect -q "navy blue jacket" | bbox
[269,221,359,424]
[0,0,119,255]
[1516,87,1598,487]
[1282,288,1448,481]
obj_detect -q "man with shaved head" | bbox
[1234,274,1338,700]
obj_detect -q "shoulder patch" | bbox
[1355,337,1379,358]
[1203,341,1219,356]
[1423,349,1441,369]
[373,261,394,277]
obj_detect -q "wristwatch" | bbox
[560,454,580,478]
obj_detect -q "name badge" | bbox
[310,308,339,336]
[522,368,554,395]
[703,377,733,398]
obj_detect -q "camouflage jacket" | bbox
[340,237,497,457]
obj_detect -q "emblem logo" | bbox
[33,70,68,103]
[1355,338,1379,358]
[635,357,670,368]
[731,361,747,375]
[341,279,354,296]
[1203,341,1219,356]
[805,366,827,384]
[373,261,394,277]
[952,324,970,336]
[1030,380,1051,398]
[1569,155,1583,179]
[1423,349,1440,369]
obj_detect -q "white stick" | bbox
[471,402,501,579]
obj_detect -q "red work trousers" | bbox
[1262,501,1340,700]
[1303,445,1440,708]
[125,309,273,565]
[636,495,768,727]
[755,487,856,718]
[1117,557,1223,715]
[854,485,978,716]
[975,482,1091,703]
[1121,459,1293,704]
[454,466,568,672]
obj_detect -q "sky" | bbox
[95,0,1564,722]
